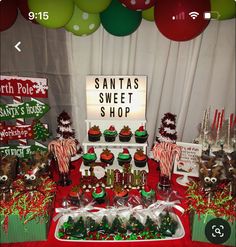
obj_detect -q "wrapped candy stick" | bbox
[212,109,218,130]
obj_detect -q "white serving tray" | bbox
[54,213,185,242]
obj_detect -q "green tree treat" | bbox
[145,216,158,233]
[32,119,50,141]
[110,216,126,234]
[86,216,98,232]
[72,216,87,239]
[127,215,144,233]
[159,212,178,236]
[98,215,110,233]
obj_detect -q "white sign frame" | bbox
[86,75,147,120]
[173,142,202,186]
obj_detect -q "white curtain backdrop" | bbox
[66,19,235,149]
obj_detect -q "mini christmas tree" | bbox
[73,216,87,238]
[145,216,158,233]
[159,212,178,236]
[98,215,110,233]
[32,119,50,141]
[110,216,126,234]
[127,215,144,233]
[86,216,98,232]
[156,112,177,143]
[57,111,75,139]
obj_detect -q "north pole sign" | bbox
[0,76,48,98]
[0,98,50,121]
[86,76,147,120]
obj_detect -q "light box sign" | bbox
[86,76,146,120]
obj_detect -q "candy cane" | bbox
[48,139,77,174]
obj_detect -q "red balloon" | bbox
[119,0,155,11]
[0,0,18,32]
[154,0,210,41]
[17,0,37,24]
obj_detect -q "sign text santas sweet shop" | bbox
[0,76,48,98]
[86,76,146,119]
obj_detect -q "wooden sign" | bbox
[173,142,202,177]
[0,76,48,98]
[0,98,50,121]
[0,142,47,158]
[0,123,48,142]
[86,76,146,120]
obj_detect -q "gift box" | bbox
[187,182,236,246]
[0,213,52,243]
[0,177,56,243]
[190,213,235,246]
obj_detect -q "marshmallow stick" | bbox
[220,108,225,130]
[212,109,218,130]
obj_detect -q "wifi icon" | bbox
[189,11,199,19]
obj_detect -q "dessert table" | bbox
[1,158,229,247]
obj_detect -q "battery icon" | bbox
[204,12,211,19]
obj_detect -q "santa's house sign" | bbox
[86,76,147,120]
[0,76,48,98]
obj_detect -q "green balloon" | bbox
[100,0,142,37]
[74,0,112,14]
[142,6,154,21]
[28,0,74,28]
[65,5,100,36]
[211,0,236,20]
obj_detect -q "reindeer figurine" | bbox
[21,151,51,190]
[0,155,18,201]
[198,158,223,193]
[225,152,236,197]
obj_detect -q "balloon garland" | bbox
[100,0,142,37]
[73,0,112,14]
[142,6,155,21]
[0,0,18,32]
[65,5,101,36]
[154,0,211,42]
[0,0,235,41]
[27,0,74,28]
[17,0,38,24]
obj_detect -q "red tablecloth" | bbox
[1,158,229,247]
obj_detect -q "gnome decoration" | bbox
[156,113,177,144]
[55,110,81,167]
[56,111,76,139]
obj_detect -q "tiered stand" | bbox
[80,119,149,188]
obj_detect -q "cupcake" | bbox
[134,149,147,167]
[88,125,102,142]
[103,125,117,142]
[100,148,114,165]
[113,186,129,206]
[117,148,132,166]
[141,185,155,205]
[135,126,148,143]
[114,185,128,198]
[92,186,106,204]
[68,186,83,206]
[119,126,132,142]
[82,147,97,166]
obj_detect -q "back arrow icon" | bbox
[15,41,21,52]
